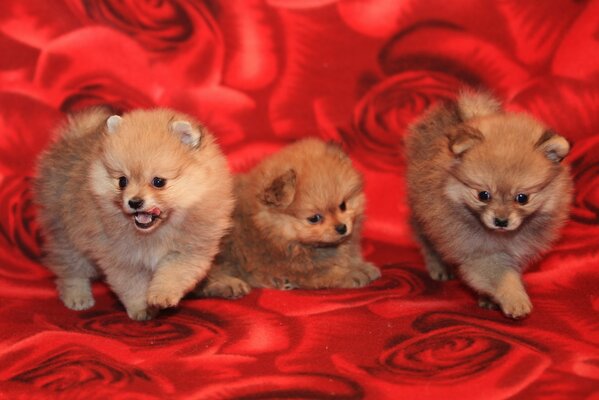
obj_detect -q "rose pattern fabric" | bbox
[0,1,598,398]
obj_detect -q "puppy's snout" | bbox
[128,197,144,210]
[335,223,347,235]
[493,218,509,228]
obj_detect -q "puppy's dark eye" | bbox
[118,176,128,189]
[515,193,529,205]
[339,201,346,211]
[307,214,323,224]
[478,191,491,202]
[152,177,166,188]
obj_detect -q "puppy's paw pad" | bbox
[358,262,381,281]
[62,294,95,311]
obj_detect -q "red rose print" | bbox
[0,2,598,398]
[191,373,362,399]
[509,80,599,143]
[342,71,462,172]
[0,1,82,47]
[333,312,551,400]
[34,27,158,113]
[569,136,599,225]
[257,262,429,316]
[0,93,61,174]
[72,311,195,347]
[217,1,279,91]
[78,0,225,86]
[0,175,42,260]
[0,332,174,397]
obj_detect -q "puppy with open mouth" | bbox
[35,108,234,320]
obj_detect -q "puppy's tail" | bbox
[62,107,112,139]
[457,90,502,121]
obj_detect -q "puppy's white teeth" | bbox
[134,213,153,224]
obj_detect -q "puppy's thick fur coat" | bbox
[35,108,234,320]
[198,138,380,298]
[406,91,572,318]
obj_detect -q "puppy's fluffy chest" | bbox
[95,231,173,271]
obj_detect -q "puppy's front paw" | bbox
[338,265,379,288]
[272,277,298,291]
[127,306,158,321]
[57,279,95,310]
[62,293,95,311]
[426,261,454,281]
[202,276,251,299]
[146,286,184,309]
[498,292,533,319]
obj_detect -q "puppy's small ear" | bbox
[106,115,122,134]
[447,124,484,156]
[170,120,201,148]
[536,130,570,163]
[261,169,296,208]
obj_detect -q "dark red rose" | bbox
[0,175,42,260]
[82,0,197,52]
[0,332,172,397]
[343,71,462,172]
[332,312,551,399]
[73,311,195,347]
[78,0,224,86]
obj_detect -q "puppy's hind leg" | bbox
[410,218,453,281]
[416,231,454,281]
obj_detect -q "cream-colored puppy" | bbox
[35,108,234,320]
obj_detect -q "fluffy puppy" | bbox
[35,108,234,320]
[198,138,380,298]
[406,91,573,319]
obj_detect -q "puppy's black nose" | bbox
[335,223,347,235]
[128,198,144,210]
[494,218,508,228]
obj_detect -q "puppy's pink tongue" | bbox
[148,207,161,216]
[135,213,153,224]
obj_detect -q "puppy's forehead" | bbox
[462,144,554,193]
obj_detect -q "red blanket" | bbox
[1,2,598,398]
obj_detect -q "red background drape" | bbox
[0,1,598,398]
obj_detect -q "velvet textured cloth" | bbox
[0,1,598,399]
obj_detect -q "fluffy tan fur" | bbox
[406,91,573,318]
[197,138,380,298]
[35,108,234,320]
